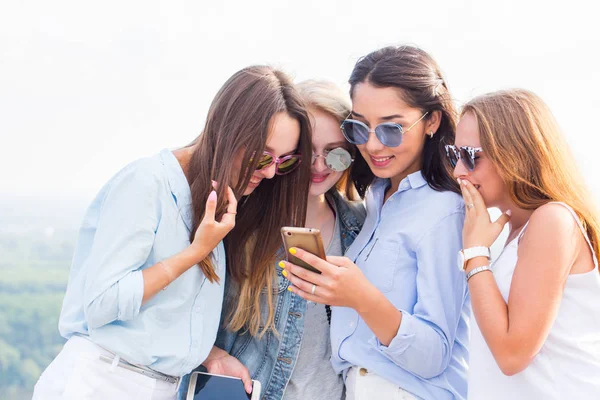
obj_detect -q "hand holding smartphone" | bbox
[186,371,261,400]
[281,227,327,273]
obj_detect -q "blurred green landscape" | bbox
[0,194,85,399]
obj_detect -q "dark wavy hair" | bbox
[347,45,460,196]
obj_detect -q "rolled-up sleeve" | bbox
[83,166,160,330]
[372,211,467,379]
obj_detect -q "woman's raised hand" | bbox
[189,184,238,262]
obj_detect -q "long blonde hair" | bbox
[296,79,361,200]
[462,89,600,262]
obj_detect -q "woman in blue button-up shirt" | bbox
[33,66,312,400]
[282,46,470,400]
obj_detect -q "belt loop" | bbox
[109,355,120,372]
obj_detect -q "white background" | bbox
[1,0,599,206]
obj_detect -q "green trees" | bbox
[0,231,72,399]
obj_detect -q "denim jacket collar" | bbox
[326,189,365,249]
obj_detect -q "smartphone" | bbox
[186,371,261,400]
[281,227,327,274]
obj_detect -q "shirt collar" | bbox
[371,170,428,196]
[406,170,428,190]
[159,149,193,232]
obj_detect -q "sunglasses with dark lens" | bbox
[312,147,354,172]
[254,151,302,175]
[340,112,429,148]
[445,145,483,171]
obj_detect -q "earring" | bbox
[428,131,435,138]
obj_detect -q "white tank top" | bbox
[468,202,600,399]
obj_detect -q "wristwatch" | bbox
[457,246,490,271]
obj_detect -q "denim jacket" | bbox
[178,190,365,400]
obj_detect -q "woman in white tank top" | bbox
[446,89,600,399]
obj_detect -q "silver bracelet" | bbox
[466,265,492,282]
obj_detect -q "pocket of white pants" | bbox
[355,369,375,400]
[61,356,104,399]
[33,347,97,399]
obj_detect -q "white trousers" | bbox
[346,367,418,400]
[33,336,178,400]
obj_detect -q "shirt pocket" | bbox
[362,238,400,293]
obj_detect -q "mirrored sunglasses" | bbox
[445,145,483,171]
[255,151,302,175]
[312,147,354,172]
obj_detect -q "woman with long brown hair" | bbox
[178,79,366,400]
[281,46,470,400]
[33,65,311,400]
[450,89,600,399]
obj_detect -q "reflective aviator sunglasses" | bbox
[254,151,302,175]
[340,112,429,147]
[312,147,354,172]
[445,145,483,171]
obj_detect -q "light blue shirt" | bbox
[331,171,470,400]
[58,149,226,377]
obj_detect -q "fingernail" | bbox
[278,261,285,269]
[208,190,217,200]
[282,270,288,277]
[289,248,297,255]
[506,209,512,216]
[287,286,293,292]
[457,178,461,185]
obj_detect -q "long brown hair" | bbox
[186,66,312,335]
[296,79,363,201]
[348,45,460,196]
[462,89,600,265]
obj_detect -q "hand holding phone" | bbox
[186,371,261,400]
[281,227,326,274]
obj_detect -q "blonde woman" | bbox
[448,89,600,399]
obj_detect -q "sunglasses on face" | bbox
[340,112,429,148]
[312,147,354,172]
[445,145,483,171]
[254,151,302,175]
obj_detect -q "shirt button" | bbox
[349,322,354,328]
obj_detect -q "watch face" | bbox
[457,251,465,271]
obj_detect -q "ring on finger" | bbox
[311,284,316,295]
[467,203,475,209]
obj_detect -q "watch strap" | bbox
[463,246,491,261]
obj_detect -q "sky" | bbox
[1,0,599,206]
